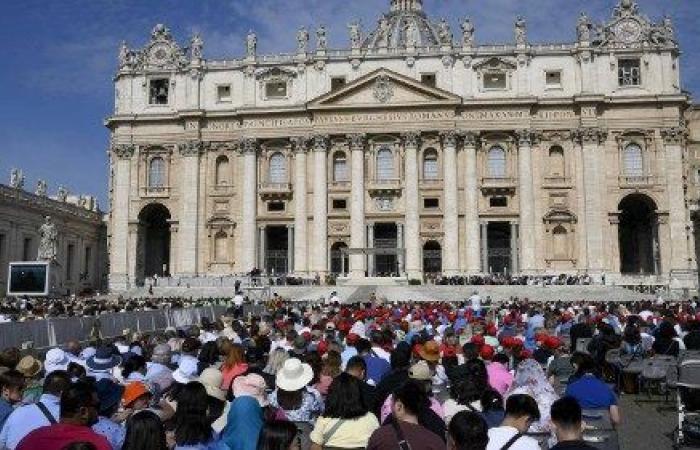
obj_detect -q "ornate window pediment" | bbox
[474,58,516,91]
[133,24,188,71]
[543,208,577,224]
[473,57,517,72]
[256,67,296,100]
[591,1,676,49]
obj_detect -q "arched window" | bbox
[487,146,506,178]
[333,151,348,182]
[553,225,568,259]
[548,146,565,177]
[423,148,438,180]
[268,152,287,183]
[214,231,228,262]
[148,157,165,188]
[622,144,643,177]
[376,147,394,180]
[215,155,230,186]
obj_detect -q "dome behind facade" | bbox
[363,0,441,50]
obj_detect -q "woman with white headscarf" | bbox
[505,359,559,433]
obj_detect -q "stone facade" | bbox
[0,179,107,295]
[107,0,697,290]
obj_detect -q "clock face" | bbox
[150,45,169,64]
[615,19,641,43]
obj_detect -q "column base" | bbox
[108,273,131,292]
[406,270,423,281]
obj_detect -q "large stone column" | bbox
[662,127,691,272]
[441,131,459,275]
[402,132,421,279]
[576,128,607,273]
[517,130,536,273]
[312,135,329,276]
[480,222,488,273]
[510,222,519,274]
[463,132,481,274]
[177,141,203,276]
[349,134,366,278]
[240,138,258,272]
[367,224,375,276]
[109,144,134,290]
[291,137,308,274]
[287,224,294,273]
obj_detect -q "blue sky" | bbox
[0,0,698,209]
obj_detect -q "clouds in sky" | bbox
[0,0,698,208]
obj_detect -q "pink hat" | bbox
[233,374,269,407]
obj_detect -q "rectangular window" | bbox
[148,78,169,105]
[66,244,75,281]
[423,198,440,209]
[490,196,508,208]
[484,73,507,90]
[265,81,287,98]
[22,238,32,261]
[545,71,562,87]
[618,59,641,86]
[331,77,346,91]
[84,246,91,276]
[420,73,436,88]
[267,201,285,212]
[332,199,347,210]
[217,85,232,102]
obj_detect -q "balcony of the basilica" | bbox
[140,186,171,198]
[480,177,517,194]
[367,178,403,196]
[542,176,573,189]
[419,178,443,189]
[616,175,665,189]
[329,179,351,192]
[258,182,293,200]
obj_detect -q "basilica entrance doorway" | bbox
[423,240,442,274]
[373,223,398,276]
[137,203,171,280]
[619,194,659,275]
[265,226,289,275]
[487,222,512,274]
[330,242,349,275]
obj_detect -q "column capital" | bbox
[573,127,607,145]
[290,136,310,154]
[462,131,478,148]
[236,138,258,155]
[312,134,329,152]
[516,129,533,147]
[347,133,366,151]
[111,144,135,159]
[401,131,421,148]
[440,130,459,148]
[178,140,204,157]
[660,126,687,145]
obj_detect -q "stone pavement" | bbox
[618,392,678,449]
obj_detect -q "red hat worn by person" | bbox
[471,334,485,347]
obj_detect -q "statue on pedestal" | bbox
[515,16,527,46]
[35,180,47,196]
[9,168,24,189]
[461,17,475,48]
[38,216,58,262]
[246,30,257,57]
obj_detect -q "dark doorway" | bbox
[265,226,289,275]
[374,223,398,276]
[619,194,658,275]
[423,240,442,274]
[487,222,511,274]
[138,203,171,279]
[330,242,349,275]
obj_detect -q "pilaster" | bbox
[239,138,258,272]
[109,144,134,291]
[517,130,536,273]
[402,131,421,280]
[312,135,329,276]
[291,136,309,275]
[441,131,459,275]
[349,133,366,278]
[661,127,691,272]
[463,132,481,274]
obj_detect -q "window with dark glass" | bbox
[490,196,508,208]
[268,201,285,212]
[618,59,641,86]
[266,81,287,98]
[332,199,347,210]
[421,73,436,87]
[423,198,440,209]
[149,78,169,105]
[331,77,346,90]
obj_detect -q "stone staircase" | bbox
[345,285,377,304]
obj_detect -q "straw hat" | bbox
[16,355,42,378]
[276,358,313,392]
[198,368,226,401]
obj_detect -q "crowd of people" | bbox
[0,295,696,449]
[432,274,600,286]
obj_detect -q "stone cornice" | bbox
[0,184,103,224]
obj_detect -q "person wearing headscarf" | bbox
[505,359,559,433]
[222,396,263,450]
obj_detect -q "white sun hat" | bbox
[275,358,313,392]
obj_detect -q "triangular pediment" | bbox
[308,68,462,110]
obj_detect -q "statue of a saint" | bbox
[577,12,591,42]
[663,16,675,42]
[246,30,257,57]
[316,25,328,50]
[57,186,68,202]
[38,216,58,262]
[118,41,129,68]
[514,16,527,46]
[297,27,309,53]
[348,22,362,48]
[461,17,475,47]
[405,20,418,47]
[9,169,24,189]
[190,33,203,60]
[35,180,47,197]
[378,16,391,47]
[438,18,453,46]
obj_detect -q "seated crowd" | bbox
[0,296,696,450]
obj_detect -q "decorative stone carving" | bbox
[290,136,309,153]
[348,22,362,49]
[440,130,459,148]
[577,12,592,42]
[316,25,328,51]
[405,20,418,48]
[246,30,257,57]
[297,26,309,53]
[375,197,394,211]
[38,216,58,262]
[118,41,137,70]
[178,141,203,157]
[460,17,475,48]
[594,0,676,49]
[348,134,366,151]
[402,132,421,148]
[9,168,24,189]
[574,128,608,145]
[190,33,203,61]
[514,16,527,46]
[56,186,68,202]
[437,18,453,46]
[441,55,455,68]
[134,24,188,71]
[239,138,257,154]
[516,130,533,147]
[462,131,478,147]
[312,135,329,152]
[661,127,687,145]
[112,144,135,160]
[377,16,392,48]
[35,180,47,197]
[373,75,394,103]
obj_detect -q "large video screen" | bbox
[7,263,49,296]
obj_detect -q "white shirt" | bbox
[469,294,482,312]
[486,426,540,450]
[233,294,244,306]
[0,394,61,450]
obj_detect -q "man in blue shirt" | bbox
[0,370,25,431]
[564,356,621,427]
[356,339,390,386]
[0,370,71,450]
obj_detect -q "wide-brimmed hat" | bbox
[198,368,226,401]
[409,360,432,381]
[417,340,440,362]
[44,348,70,374]
[86,346,122,372]
[172,357,198,384]
[276,358,313,392]
[95,379,124,412]
[16,355,42,378]
[233,373,269,406]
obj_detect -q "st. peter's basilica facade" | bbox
[106,0,697,290]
